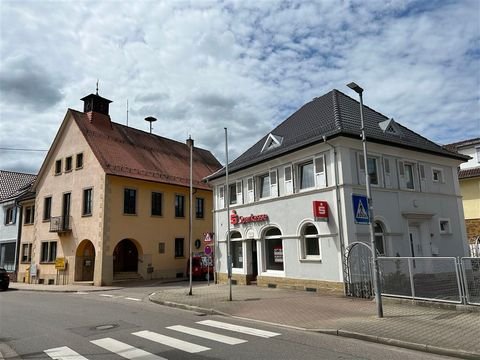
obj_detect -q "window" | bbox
[158,242,165,254]
[231,238,243,269]
[174,238,184,258]
[299,160,314,189]
[55,159,62,175]
[404,163,414,189]
[259,173,270,199]
[4,207,15,225]
[76,153,84,169]
[315,155,327,187]
[477,147,480,164]
[123,188,136,214]
[43,197,52,221]
[82,188,93,216]
[374,222,385,255]
[358,154,379,186]
[175,194,185,217]
[284,166,293,195]
[65,156,73,172]
[264,228,283,271]
[439,219,451,234]
[21,243,32,263]
[247,177,255,202]
[229,183,237,205]
[301,224,320,259]
[24,205,35,224]
[40,241,57,263]
[432,168,443,183]
[218,186,225,209]
[151,192,163,216]
[195,197,204,219]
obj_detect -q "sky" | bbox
[0,0,479,175]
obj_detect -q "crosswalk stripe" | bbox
[125,297,142,301]
[99,294,114,297]
[91,338,166,360]
[44,346,89,360]
[133,330,210,353]
[166,325,247,345]
[197,320,281,338]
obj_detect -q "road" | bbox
[0,284,456,360]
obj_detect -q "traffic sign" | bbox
[204,245,212,255]
[204,232,213,243]
[352,194,370,224]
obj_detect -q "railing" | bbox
[461,257,480,305]
[49,216,72,233]
[0,262,15,271]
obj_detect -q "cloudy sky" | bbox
[1,0,479,174]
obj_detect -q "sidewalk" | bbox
[8,282,121,292]
[149,283,480,360]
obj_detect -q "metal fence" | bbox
[378,257,480,306]
[469,243,480,257]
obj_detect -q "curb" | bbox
[8,287,121,293]
[149,295,479,360]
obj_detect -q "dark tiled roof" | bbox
[459,167,480,179]
[0,170,36,202]
[70,110,221,190]
[445,137,480,151]
[208,89,467,179]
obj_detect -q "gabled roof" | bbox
[0,170,36,202]
[445,137,480,150]
[459,167,480,179]
[68,110,221,190]
[207,89,467,180]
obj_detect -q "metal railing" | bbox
[461,257,480,305]
[49,216,72,233]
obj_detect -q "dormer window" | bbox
[378,118,401,136]
[261,133,283,153]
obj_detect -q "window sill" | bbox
[65,170,72,173]
[123,213,137,216]
[82,214,93,218]
[299,258,322,263]
[195,217,205,220]
[24,223,34,226]
[175,216,185,219]
[175,256,185,259]
[43,219,51,223]
[151,214,163,218]
[40,262,55,264]
[75,167,83,170]
[261,270,285,277]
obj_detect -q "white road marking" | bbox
[98,294,114,297]
[133,330,210,353]
[74,292,89,295]
[167,325,247,345]
[197,320,281,338]
[44,346,89,360]
[125,297,142,301]
[91,338,166,360]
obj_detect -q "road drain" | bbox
[95,324,118,331]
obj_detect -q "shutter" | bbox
[270,170,278,197]
[218,186,225,209]
[247,177,255,203]
[284,166,293,195]
[358,153,366,185]
[315,155,326,187]
[398,161,406,188]
[236,180,243,205]
[418,164,426,192]
[384,158,391,188]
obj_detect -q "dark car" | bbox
[0,268,10,290]
[187,256,214,280]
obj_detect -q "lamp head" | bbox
[347,82,364,95]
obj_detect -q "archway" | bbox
[75,240,95,281]
[113,239,139,273]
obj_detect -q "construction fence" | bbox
[378,257,480,306]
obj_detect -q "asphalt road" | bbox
[0,285,456,360]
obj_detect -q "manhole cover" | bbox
[95,324,118,330]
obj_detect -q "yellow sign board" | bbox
[55,257,67,270]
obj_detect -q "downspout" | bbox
[323,136,346,295]
[14,201,24,280]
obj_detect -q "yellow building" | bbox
[18,92,221,285]
[446,138,480,242]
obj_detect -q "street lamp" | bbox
[187,135,194,296]
[347,82,384,318]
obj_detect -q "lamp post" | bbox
[187,135,194,296]
[347,82,383,318]
[225,128,232,301]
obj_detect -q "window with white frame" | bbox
[218,185,225,209]
[398,161,416,190]
[21,243,32,263]
[40,241,57,263]
[315,155,327,187]
[476,147,480,163]
[246,177,255,203]
[229,183,237,205]
[229,181,243,205]
[230,231,243,268]
[258,173,270,199]
[358,154,379,186]
[439,219,451,234]
[384,157,392,188]
[374,221,386,255]
[264,227,283,271]
[298,160,315,190]
[269,170,278,197]
[284,166,293,195]
[432,168,444,183]
[4,206,15,225]
[24,205,35,225]
[300,224,320,259]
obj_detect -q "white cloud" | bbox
[0,0,479,174]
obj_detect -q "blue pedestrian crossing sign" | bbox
[352,194,370,224]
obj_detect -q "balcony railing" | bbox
[49,216,72,233]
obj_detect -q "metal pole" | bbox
[225,128,232,301]
[187,136,194,296]
[357,90,383,318]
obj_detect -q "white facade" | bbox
[210,137,469,288]
[0,200,18,270]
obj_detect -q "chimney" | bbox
[80,93,113,127]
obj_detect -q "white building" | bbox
[207,89,469,292]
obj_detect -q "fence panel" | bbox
[461,257,480,305]
[378,257,463,304]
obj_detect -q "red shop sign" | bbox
[313,201,328,222]
[231,210,269,225]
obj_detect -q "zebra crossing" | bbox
[44,319,281,359]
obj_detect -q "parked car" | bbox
[0,268,10,290]
[187,255,214,280]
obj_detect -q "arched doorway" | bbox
[75,240,95,281]
[113,239,139,273]
[345,242,373,299]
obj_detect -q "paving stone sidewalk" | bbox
[149,283,480,360]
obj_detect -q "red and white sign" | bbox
[230,210,269,225]
[313,201,329,222]
[203,232,214,243]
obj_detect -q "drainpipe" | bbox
[14,202,24,279]
[323,136,346,295]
